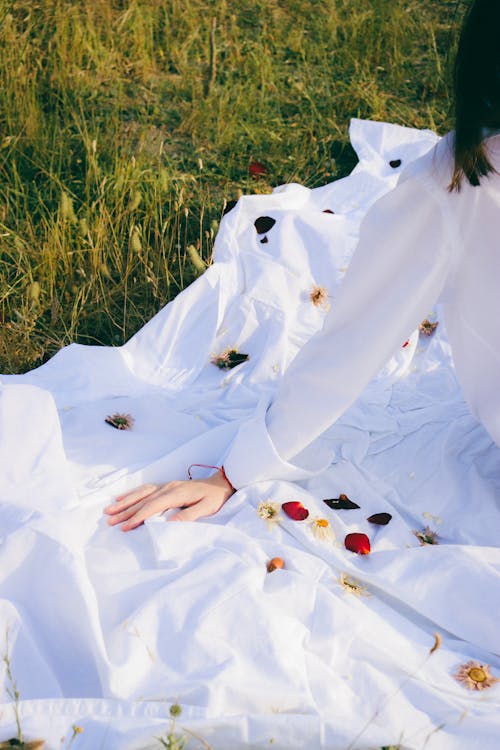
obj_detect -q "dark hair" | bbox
[449,0,500,191]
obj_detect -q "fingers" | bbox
[108,481,206,531]
[104,484,159,515]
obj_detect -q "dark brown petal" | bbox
[367,512,393,525]
[389,159,402,168]
[323,494,360,510]
[254,216,276,234]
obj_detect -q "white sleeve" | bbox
[223,175,453,488]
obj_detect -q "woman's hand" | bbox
[104,471,235,531]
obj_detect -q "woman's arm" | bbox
[106,172,453,528]
[223,173,453,486]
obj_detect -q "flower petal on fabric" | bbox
[324,494,360,510]
[344,532,371,555]
[282,501,309,521]
[254,216,276,234]
[367,512,392,526]
[267,557,285,572]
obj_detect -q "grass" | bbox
[0,0,460,373]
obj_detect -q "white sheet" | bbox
[1,120,499,750]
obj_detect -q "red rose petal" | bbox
[344,532,371,555]
[367,513,392,526]
[282,501,309,521]
[249,160,267,178]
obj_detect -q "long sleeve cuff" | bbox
[222,399,332,489]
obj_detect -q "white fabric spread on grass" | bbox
[0,120,499,750]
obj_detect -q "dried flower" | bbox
[211,348,250,370]
[419,319,439,336]
[267,557,285,572]
[339,573,369,597]
[324,494,360,510]
[413,526,439,546]
[105,413,134,430]
[257,500,281,528]
[453,661,499,691]
[309,285,330,311]
[344,532,371,555]
[282,501,309,521]
[310,517,335,542]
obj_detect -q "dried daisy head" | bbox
[257,500,282,528]
[414,526,440,546]
[339,573,369,597]
[310,285,330,311]
[419,319,439,336]
[454,661,499,691]
[211,348,250,370]
[105,413,134,430]
[310,517,335,542]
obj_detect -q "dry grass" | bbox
[0,0,459,372]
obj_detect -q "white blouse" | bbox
[223,132,500,487]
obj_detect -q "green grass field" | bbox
[0,0,459,373]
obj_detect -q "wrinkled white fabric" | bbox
[0,120,499,750]
[224,130,500,486]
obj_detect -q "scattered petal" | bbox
[322,208,335,214]
[267,557,285,572]
[211,348,250,370]
[282,501,309,521]
[402,340,410,348]
[344,532,371,555]
[249,160,267,178]
[453,661,499,691]
[254,216,276,234]
[324,494,360,510]
[413,526,440,545]
[260,236,269,244]
[309,285,330,310]
[430,632,442,655]
[367,512,392,526]
[339,573,369,597]
[257,500,281,528]
[419,319,439,336]
[389,159,402,168]
[105,413,134,430]
[310,516,335,542]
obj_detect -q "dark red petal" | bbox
[367,512,392,526]
[254,216,276,234]
[322,209,335,214]
[344,533,371,555]
[323,494,360,510]
[282,501,309,521]
[249,161,267,177]
[402,340,410,348]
